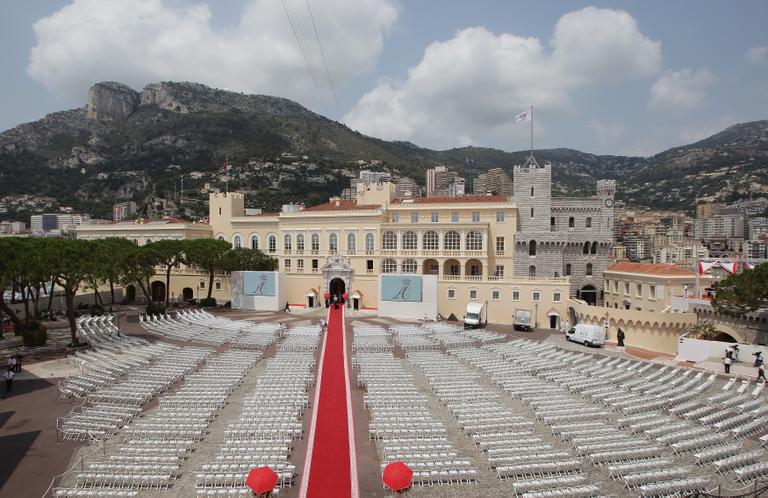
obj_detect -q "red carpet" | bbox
[301,305,357,497]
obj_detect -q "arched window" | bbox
[146,239,153,244]
[311,233,320,251]
[530,207,534,218]
[586,263,593,276]
[583,241,590,254]
[283,234,292,251]
[530,186,534,197]
[251,235,259,250]
[528,265,536,278]
[347,233,356,252]
[466,231,482,250]
[365,233,374,252]
[423,231,438,250]
[296,234,304,251]
[402,259,417,274]
[568,217,575,228]
[402,231,417,250]
[382,231,397,250]
[586,217,592,228]
[268,235,276,253]
[591,241,598,255]
[444,231,460,250]
[329,233,338,253]
[233,235,241,248]
[382,258,397,273]
[565,263,572,276]
[529,240,537,256]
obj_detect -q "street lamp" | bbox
[603,311,610,341]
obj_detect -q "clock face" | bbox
[604,198,614,208]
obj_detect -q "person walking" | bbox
[617,328,626,347]
[14,354,21,373]
[3,368,14,394]
[757,361,766,383]
[724,355,732,374]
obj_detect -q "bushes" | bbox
[198,297,217,308]
[18,321,48,347]
[145,303,166,316]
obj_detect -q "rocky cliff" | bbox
[0,80,766,219]
[86,81,140,120]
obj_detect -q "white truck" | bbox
[464,302,486,329]
[513,309,533,331]
[565,324,606,347]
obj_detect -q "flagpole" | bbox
[530,105,534,159]
[225,153,229,194]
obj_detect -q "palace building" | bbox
[77,160,615,327]
[208,160,616,326]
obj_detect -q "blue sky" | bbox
[1,1,766,156]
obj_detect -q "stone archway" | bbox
[322,254,353,307]
[126,285,137,303]
[443,259,460,277]
[579,285,597,306]
[150,281,166,303]
[465,259,482,277]
[182,287,194,301]
[422,259,439,275]
[329,278,346,304]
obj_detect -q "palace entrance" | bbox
[329,278,346,304]
[322,255,353,308]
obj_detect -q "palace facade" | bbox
[208,161,616,326]
[77,161,615,327]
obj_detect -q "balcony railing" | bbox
[378,249,488,258]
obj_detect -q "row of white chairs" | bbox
[354,334,476,488]
[197,324,320,495]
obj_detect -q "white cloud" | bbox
[343,7,661,149]
[586,120,624,146]
[745,46,768,65]
[648,68,716,111]
[550,7,661,81]
[27,0,398,112]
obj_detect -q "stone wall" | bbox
[568,299,697,355]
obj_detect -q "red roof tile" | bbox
[303,200,380,211]
[607,261,694,276]
[392,195,508,204]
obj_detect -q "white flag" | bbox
[515,110,531,123]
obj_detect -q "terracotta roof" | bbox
[112,217,192,225]
[392,195,508,204]
[303,200,380,211]
[607,261,694,276]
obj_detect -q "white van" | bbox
[464,302,486,329]
[565,324,605,347]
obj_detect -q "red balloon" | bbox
[342,293,349,299]
[382,461,413,492]
[246,466,278,494]
[324,292,331,299]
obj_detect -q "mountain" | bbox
[0,81,766,219]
